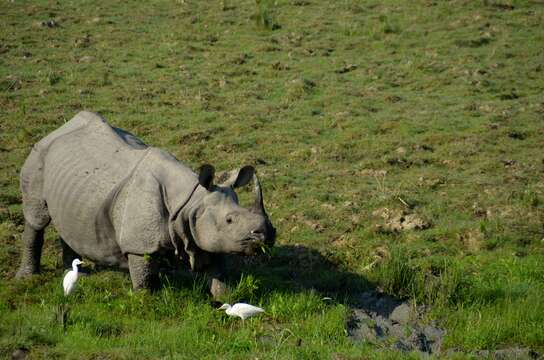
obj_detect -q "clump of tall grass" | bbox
[267,290,325,321]
[252,0,280,30]
[229,274,261,303]
[373,245,417,299]
[374,245,471,306]
[379,15,401,35]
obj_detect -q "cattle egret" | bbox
[63,258,83,296]
[218,303,265,320]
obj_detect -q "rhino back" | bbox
[40,111,149,264]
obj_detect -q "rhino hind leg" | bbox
[17,144,51,279]
[15,222,45,278]
[128,254,159,290]
[61,239,81,269]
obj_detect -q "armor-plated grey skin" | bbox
[16,111,275,295]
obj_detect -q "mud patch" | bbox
[456,347,540,359]
[347,290,444,355]
[348,290,541,358]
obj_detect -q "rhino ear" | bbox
[233,165,255,188]
[219,166,255,188]
[198,164,215,190]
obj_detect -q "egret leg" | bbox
[15,222,44,278]
[128,254,158,290]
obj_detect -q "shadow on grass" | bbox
[226,245,412,319]
[228,245,373,300]
[156,244,396,314]
[8,241,401,318]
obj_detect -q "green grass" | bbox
[1,0,543,358]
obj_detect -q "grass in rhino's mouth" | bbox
[237,236,268,255]
[258,243,272,257]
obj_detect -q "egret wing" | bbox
[63,271,78,295]
[233,303,265,317]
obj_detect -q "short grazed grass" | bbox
[1,0,543,358]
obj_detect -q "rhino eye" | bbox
[226,216,233,224]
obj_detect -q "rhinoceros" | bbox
[16,111,275,295]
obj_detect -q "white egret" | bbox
[63,258,83,296]
[218,303,265,320]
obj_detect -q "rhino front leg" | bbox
[207,254,229,299]
[127,254,158,290]
[210,277,228,299]
[15,222,45,278]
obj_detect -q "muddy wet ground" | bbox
[347,290,540,359]
[347,290,444,355]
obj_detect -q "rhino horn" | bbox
[251,174,265,215]
[251,174,276,245]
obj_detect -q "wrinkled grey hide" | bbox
[16,111,275,295]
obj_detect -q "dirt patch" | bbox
[373,208,431,233]
[458,229,485,253]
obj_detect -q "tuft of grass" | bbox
[373,245,418,299]
[251,0,280,30]
[229,273,261,303]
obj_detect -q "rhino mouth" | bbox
[238,234,266,255]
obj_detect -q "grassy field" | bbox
[1,0,544,358]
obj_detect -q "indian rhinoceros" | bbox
[16,111,275,296]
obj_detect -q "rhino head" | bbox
[180,164,275,257]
